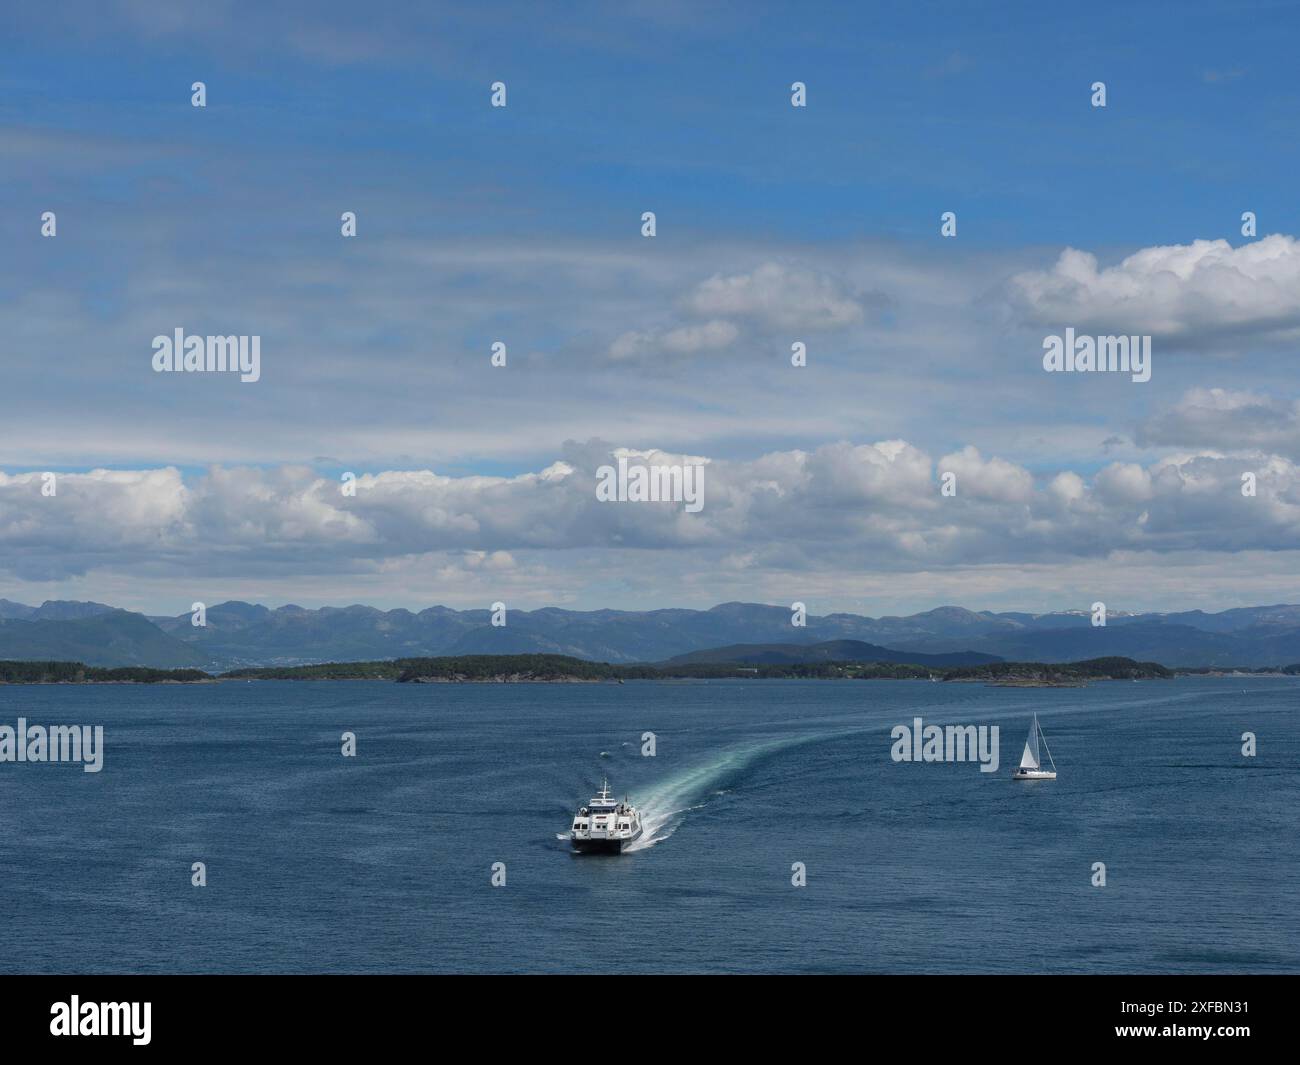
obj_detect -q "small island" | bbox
[940,657,1174,686]
[0,661,214,684]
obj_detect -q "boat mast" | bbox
[1022,713,1041,769]
[1037,717,1057,772]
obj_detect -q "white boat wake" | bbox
[622,729,850,851]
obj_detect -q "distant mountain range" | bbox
[0,610,210,669]
[1,598,1300,670]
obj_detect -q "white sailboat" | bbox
[1012,712,1057,780]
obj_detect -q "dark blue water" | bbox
[1,678,1296,973]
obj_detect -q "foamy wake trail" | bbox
[622,730,848,851]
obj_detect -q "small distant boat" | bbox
[569,778,643,854]
[1012,712,1057,780]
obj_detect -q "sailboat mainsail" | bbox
[1019,714,1041,770]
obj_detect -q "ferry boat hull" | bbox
[571,827,643,855]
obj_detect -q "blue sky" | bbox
[2,1,1299,616]
[5,1,1294,249]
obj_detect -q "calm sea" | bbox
[1,677,1296,973]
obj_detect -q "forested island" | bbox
[942,657,1175,685]
[0,654,1199,685]
[0,661,212,684]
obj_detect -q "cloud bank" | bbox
[3,439,1296,595]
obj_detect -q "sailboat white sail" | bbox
[1012,713,1056,780]
[1020,720,1040,771]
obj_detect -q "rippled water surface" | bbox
[1,677,1296,973]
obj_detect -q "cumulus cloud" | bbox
[3,440,1298,589]
[1094,462,1153,505]
[1006,234,1300,347]
[0,468,190,577]
[937,446,1034,503]
[605,261,867,363]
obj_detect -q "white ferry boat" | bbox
[569,778,643,854]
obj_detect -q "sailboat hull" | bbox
[1013,768,1056,780]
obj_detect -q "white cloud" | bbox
[937,446,1034,503]
[685,261,865,330]
[1094,462,1153,505]
[4,441,1299,592]
[1007,234,1300,346]
[606,261,866,363]
[609,319,739,361]
[1047,471,1086,507]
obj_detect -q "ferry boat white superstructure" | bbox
[569,778,643,854]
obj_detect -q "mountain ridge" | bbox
[1,598,1299,669]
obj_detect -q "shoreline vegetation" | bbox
[1,655,1294,686]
